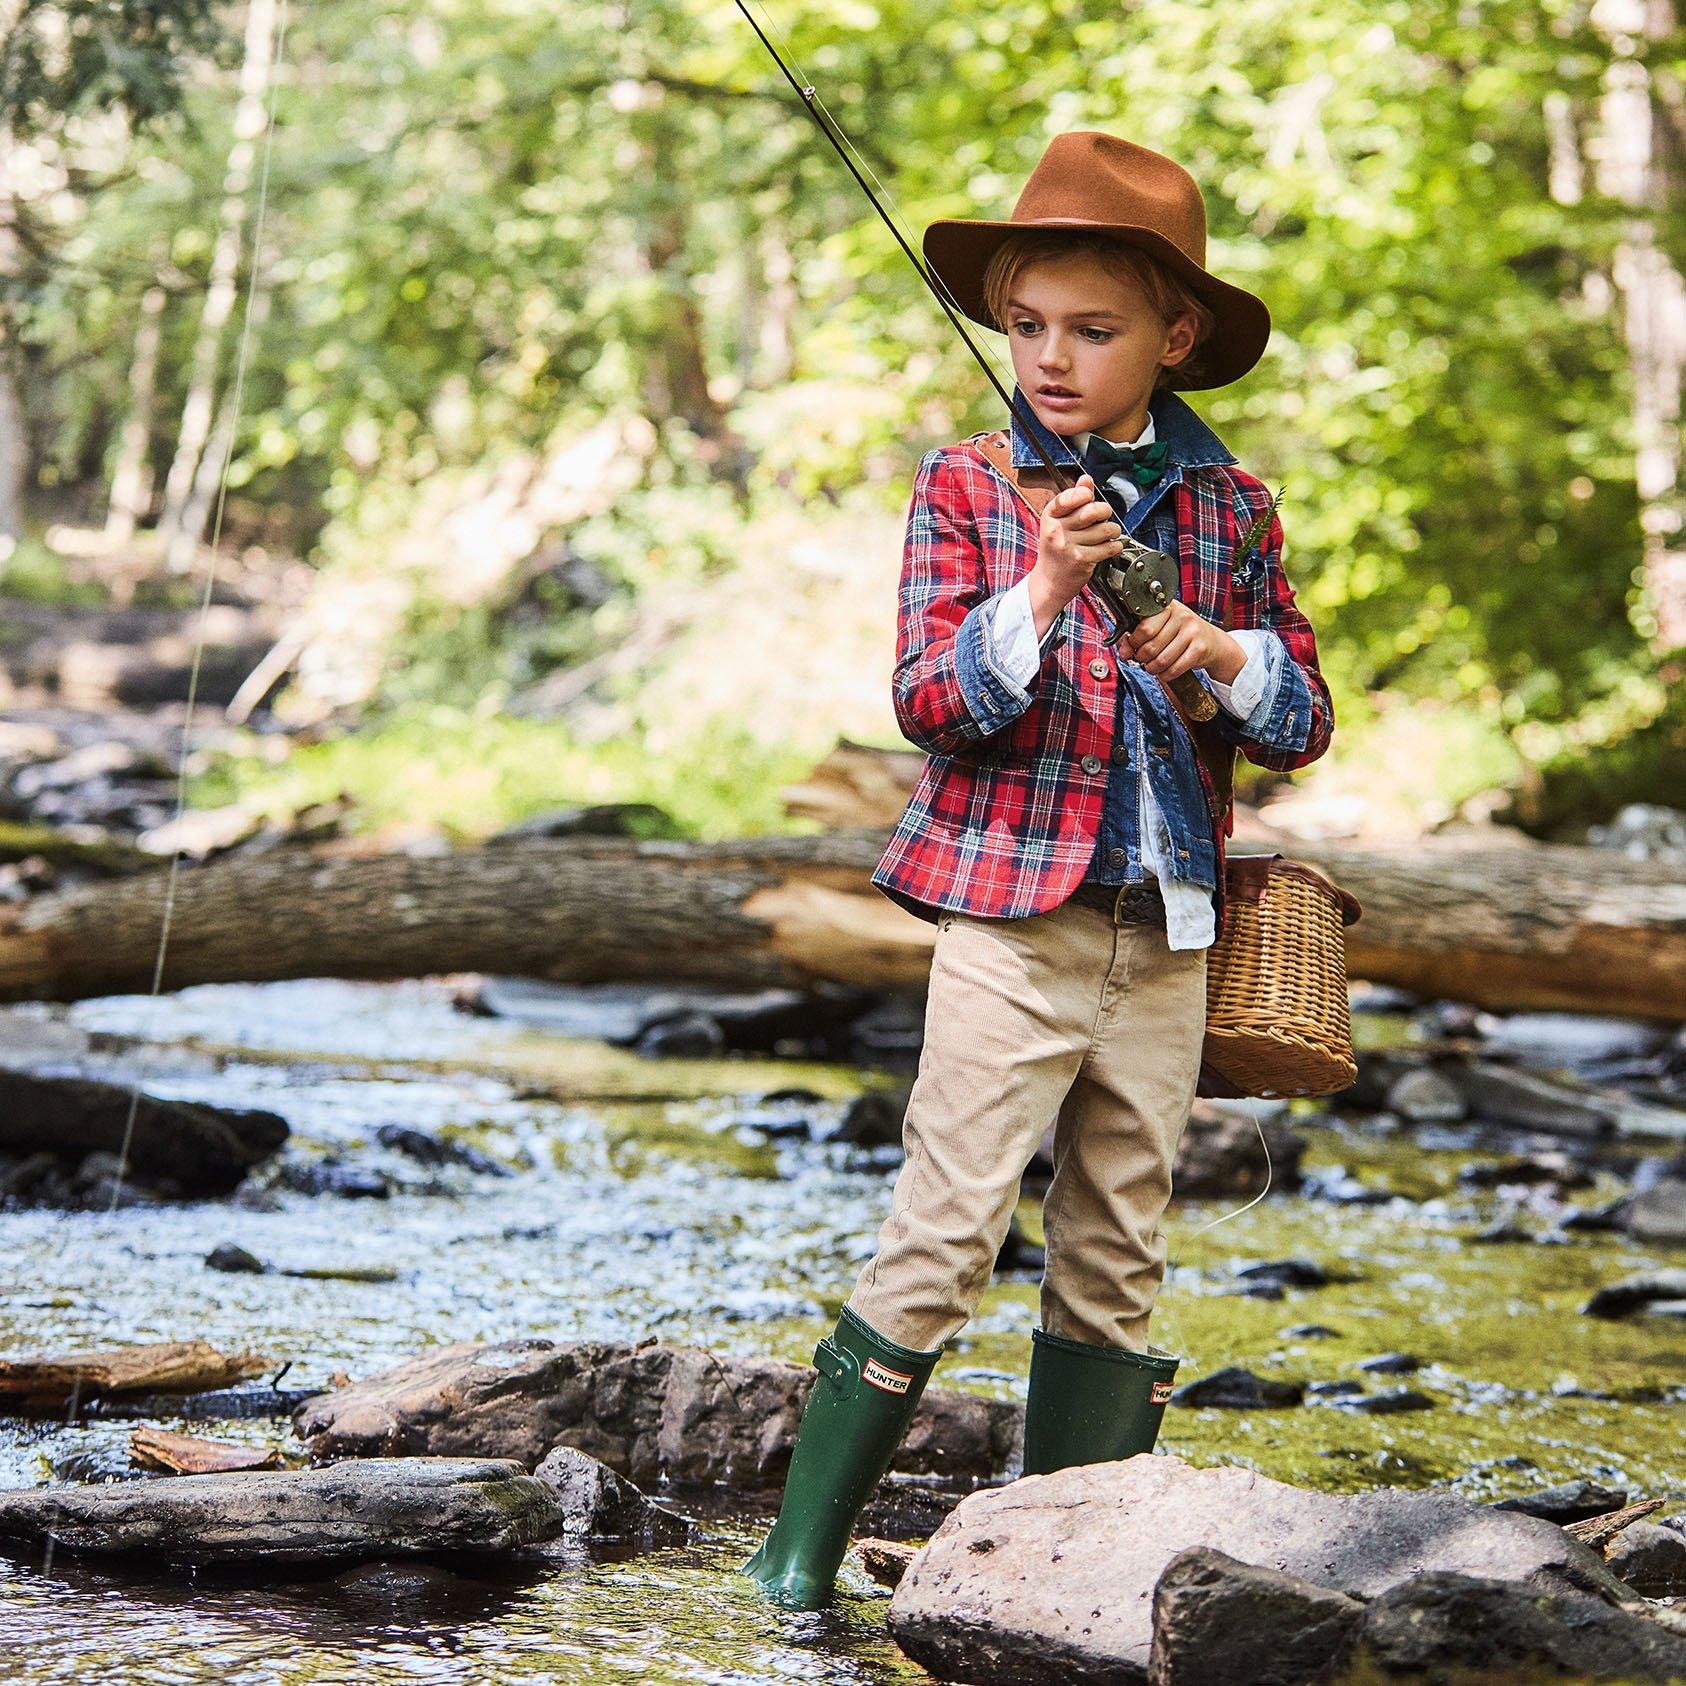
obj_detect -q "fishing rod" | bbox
[730,0,1216,722]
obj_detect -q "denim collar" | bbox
[1008,384,1236,471]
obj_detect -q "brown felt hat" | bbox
[922,130,1272,389]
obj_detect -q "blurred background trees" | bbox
[3,0,1681,842]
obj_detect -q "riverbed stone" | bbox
[294,1337,1021,1488]
[1493,1478,1627,1523]
[531,1446,688,1543]
[1583,1269,1686,1319]
[0,1070,287,1195]
[0,1457,561,1563]
[1350,1569,1686,1682]
[1147,1546,1363,1686]
[1605,1521,1686,1597]
[886,1455,1632,1684]
[1623,1176,1686,1246]
[1168,1106,1305,1198]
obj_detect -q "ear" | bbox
[1159,309,1199,369]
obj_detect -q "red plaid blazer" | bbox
[871,425,1334,936]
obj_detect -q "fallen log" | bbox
[0,1340,274,1412]
[0,825,1680,1018]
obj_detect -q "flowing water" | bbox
[0,978,1681,1683]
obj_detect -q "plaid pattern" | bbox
[871,394,1334,936]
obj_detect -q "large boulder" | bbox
[0,1457,560,1563]
[888,1455,1633,1684]
[294,1338,1021,1489]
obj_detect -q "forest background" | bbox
[2,0,1682,850]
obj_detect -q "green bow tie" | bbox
[1082,432,1171,489]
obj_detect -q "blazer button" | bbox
[1080,754,1103,775]
[1110,743,1129,765]
[1088,657,1111,679]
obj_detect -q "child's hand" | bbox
[1028,474,1122,625]
[1127,602,1247,685]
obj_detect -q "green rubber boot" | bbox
[741,1306,944,1609]
[1021,1327,1181,1475]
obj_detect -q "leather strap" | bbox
[969,431,1238,826]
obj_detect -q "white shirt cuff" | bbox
[1205,627,1272,719]
[985,577,1059,690]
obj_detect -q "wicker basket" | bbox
[1201,854,1363,1100]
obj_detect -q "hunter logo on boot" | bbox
[1151,1381,1175,1404]
[862,1358,913,1394]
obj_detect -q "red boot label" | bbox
[862,1358,914,1394]
[1151,1381,1175,1404]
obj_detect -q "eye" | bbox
[1010,319,1040,336]
[1080,327,1113,342]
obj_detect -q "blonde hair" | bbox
[980,231,1215,391]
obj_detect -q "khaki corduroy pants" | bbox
[846,897,1207,1353]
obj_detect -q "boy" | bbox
[743,131,1333,1609]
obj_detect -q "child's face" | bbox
[1004,252,1196,438]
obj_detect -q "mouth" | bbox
[1038,384,1080,399]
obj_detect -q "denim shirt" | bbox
[1007,388,1230,894]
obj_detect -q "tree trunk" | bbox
[0,96,27,557]
[156,0,279,571]
[1589,0,1686,653]
[104,270,169,547]
[0,829,1680,1018]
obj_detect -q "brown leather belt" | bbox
[1067,877,1167,926]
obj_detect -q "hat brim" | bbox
[921,217,1271,390]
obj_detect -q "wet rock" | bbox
[1623,1173,1686,1246]
[128,1426,280,1474]
[1479,1010,1673,1072]
[1351,1569,1686,1683]
[636,1012,723,1058]
[887,1454,1631,1685]
[372,1125,507,1176]
[846,994,926,1066]
[1583,1269,1686,1320]
[1472,1215,1533,1243]
[463,975,868,1058]
[0,1070,287,1195]
[1560,1196,1632,1232]
[1148,1546,1363,1686]
[275,1158,391,1199]
[0,1457,561,1563]
[1281,1323,1341,1340]
[1236,1258,1330,1289]
[1493,1479,1628,1523]
[1441,1061,1615,1140]
[531,1446,687,1544]
[1356,1352,1419,1375]
[1459,1150,1594,1191]
[1299,1165,1399,1205]
[1605,1522,1686,1598]
[1328,1387,1434,1415]
[294,1338,1021,1489]
[1306,1380,1364,1400]
[833,1084,908,1147]
[1172,1108,1305,1200]
[206,1243,265,1274]
[1385,1065,1465,1123]
[51,1447,151,1484]
[857,1536,918,1588]
[1171,1367,1304,1409]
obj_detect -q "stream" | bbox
[0,976,1681,1683]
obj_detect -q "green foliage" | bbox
[193,706,819,843]
[19,0,1682,834]
[1,0,226,134]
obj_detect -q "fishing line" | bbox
[43,0,292,1574]
[1152,1097,1275,1387]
